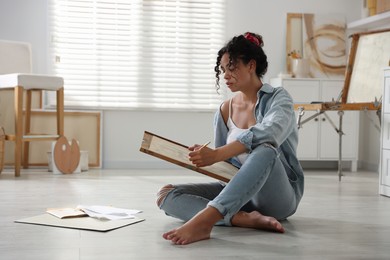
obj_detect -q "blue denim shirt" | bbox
[213,83,304,199]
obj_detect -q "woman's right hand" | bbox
[188,145,216,167]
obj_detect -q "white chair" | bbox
[0,40,64,177]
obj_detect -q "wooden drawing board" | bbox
[15,214,144,232]
[294,29,390,112]
[139,131,239,182]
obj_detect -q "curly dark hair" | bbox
[214,32,268,92]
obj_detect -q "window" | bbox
[48,0,226,110]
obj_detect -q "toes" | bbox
[175,238,185,245]
[162,230,175,240]
[277,223,285,233]
[179,239,189,245]
[270,219,284,233]
[172,235,188,245]
[279,226,285,233]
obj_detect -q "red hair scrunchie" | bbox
[244,32,261,47]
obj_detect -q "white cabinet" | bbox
[270,78,359,170]
[380,67,390,196]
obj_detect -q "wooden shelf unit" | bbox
[348,11,390,30]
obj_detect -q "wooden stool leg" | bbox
[14,86,23,177]
[57,88,64,136]
[23,90,32,169]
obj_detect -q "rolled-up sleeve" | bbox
[213,104,228,148]
[236,87,296,152]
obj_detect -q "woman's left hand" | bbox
[188,145,216,167]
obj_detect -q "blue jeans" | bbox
[159,144,301,226]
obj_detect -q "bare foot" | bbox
[163,221,212,245]
[231,211,285,233]
[163,206,222,245]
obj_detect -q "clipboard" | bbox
[139,131,239,182]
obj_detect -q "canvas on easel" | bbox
[294,28,390,180]
[139,131,238,182]
[295,28,390,111]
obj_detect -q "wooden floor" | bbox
[0,168,390,259]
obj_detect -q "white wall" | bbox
[0,0,48,74]
[225,0,363,84]
[103,110,215,168]
[2,0,377,170]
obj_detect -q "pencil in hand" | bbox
[199,141,211,150]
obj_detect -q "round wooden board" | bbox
[54,136,80,174]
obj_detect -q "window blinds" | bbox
[48,0,226,110]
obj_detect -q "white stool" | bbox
[0,40,64,177]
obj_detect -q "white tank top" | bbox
[226,99,249,164]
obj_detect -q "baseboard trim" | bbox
[103,159,380,172]
[103,160,181,169]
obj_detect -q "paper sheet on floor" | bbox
[46,208,88,219]
[77,205,142,220]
